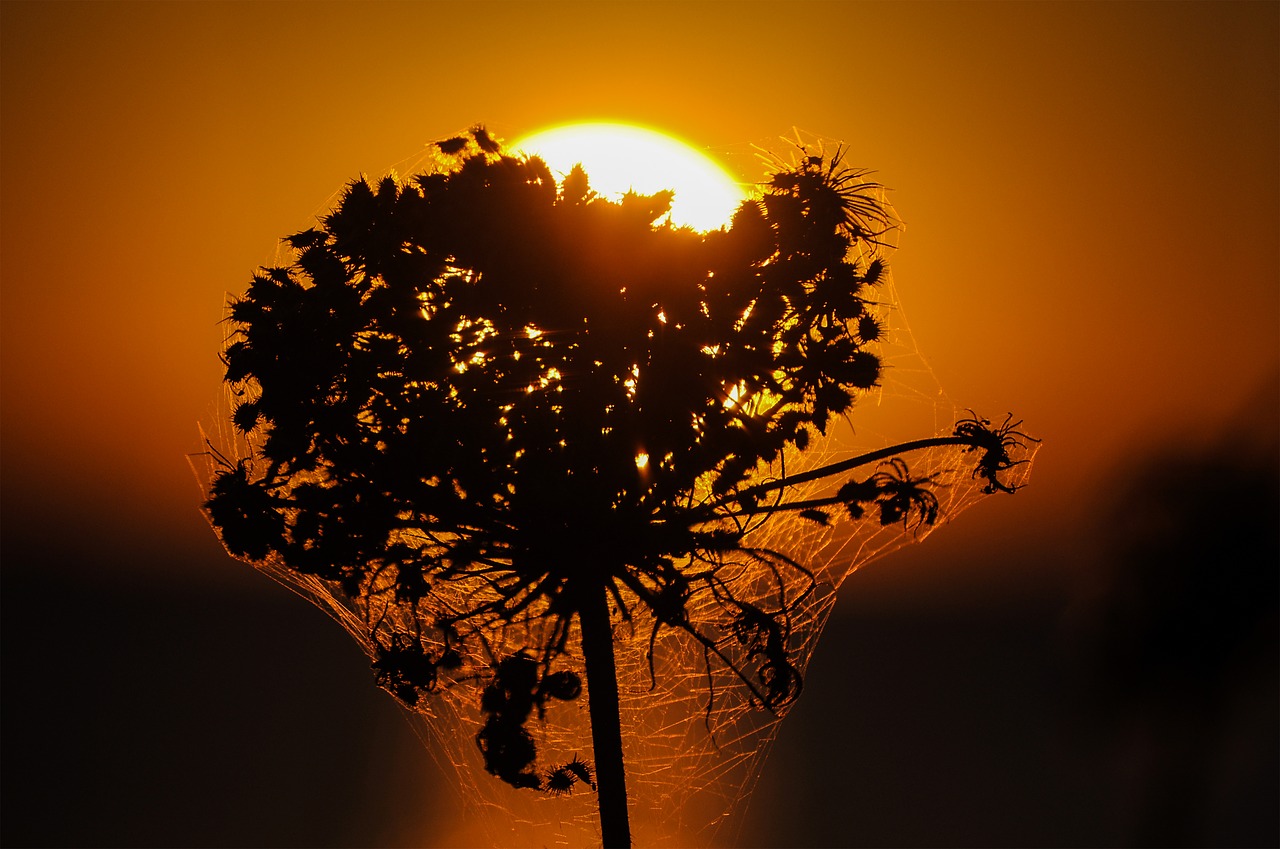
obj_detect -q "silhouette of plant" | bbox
[204,126,1035,847]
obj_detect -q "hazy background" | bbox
[3,2,1276,846]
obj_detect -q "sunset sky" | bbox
[3,2,1276,846]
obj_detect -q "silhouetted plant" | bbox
[204,126,1035,847]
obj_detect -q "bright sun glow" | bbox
[512,123,746,231]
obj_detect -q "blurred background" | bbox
[3,2,1275,846]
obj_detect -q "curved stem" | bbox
[706,434,974,511]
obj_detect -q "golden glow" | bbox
[512,123,746,231]
[725,382,745,409]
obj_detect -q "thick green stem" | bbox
[578,581,632,849]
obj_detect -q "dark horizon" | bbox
[3,1,1277,846]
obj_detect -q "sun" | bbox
[511,123,747,231]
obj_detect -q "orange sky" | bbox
[3,0,1277,584]
[2,2,1276,846]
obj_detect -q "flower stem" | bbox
[578,580,632,848]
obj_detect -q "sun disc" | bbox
[512,123,746,231]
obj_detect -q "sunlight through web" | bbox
[196,129,1037,848]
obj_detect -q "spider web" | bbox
[196,130,1036,848]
